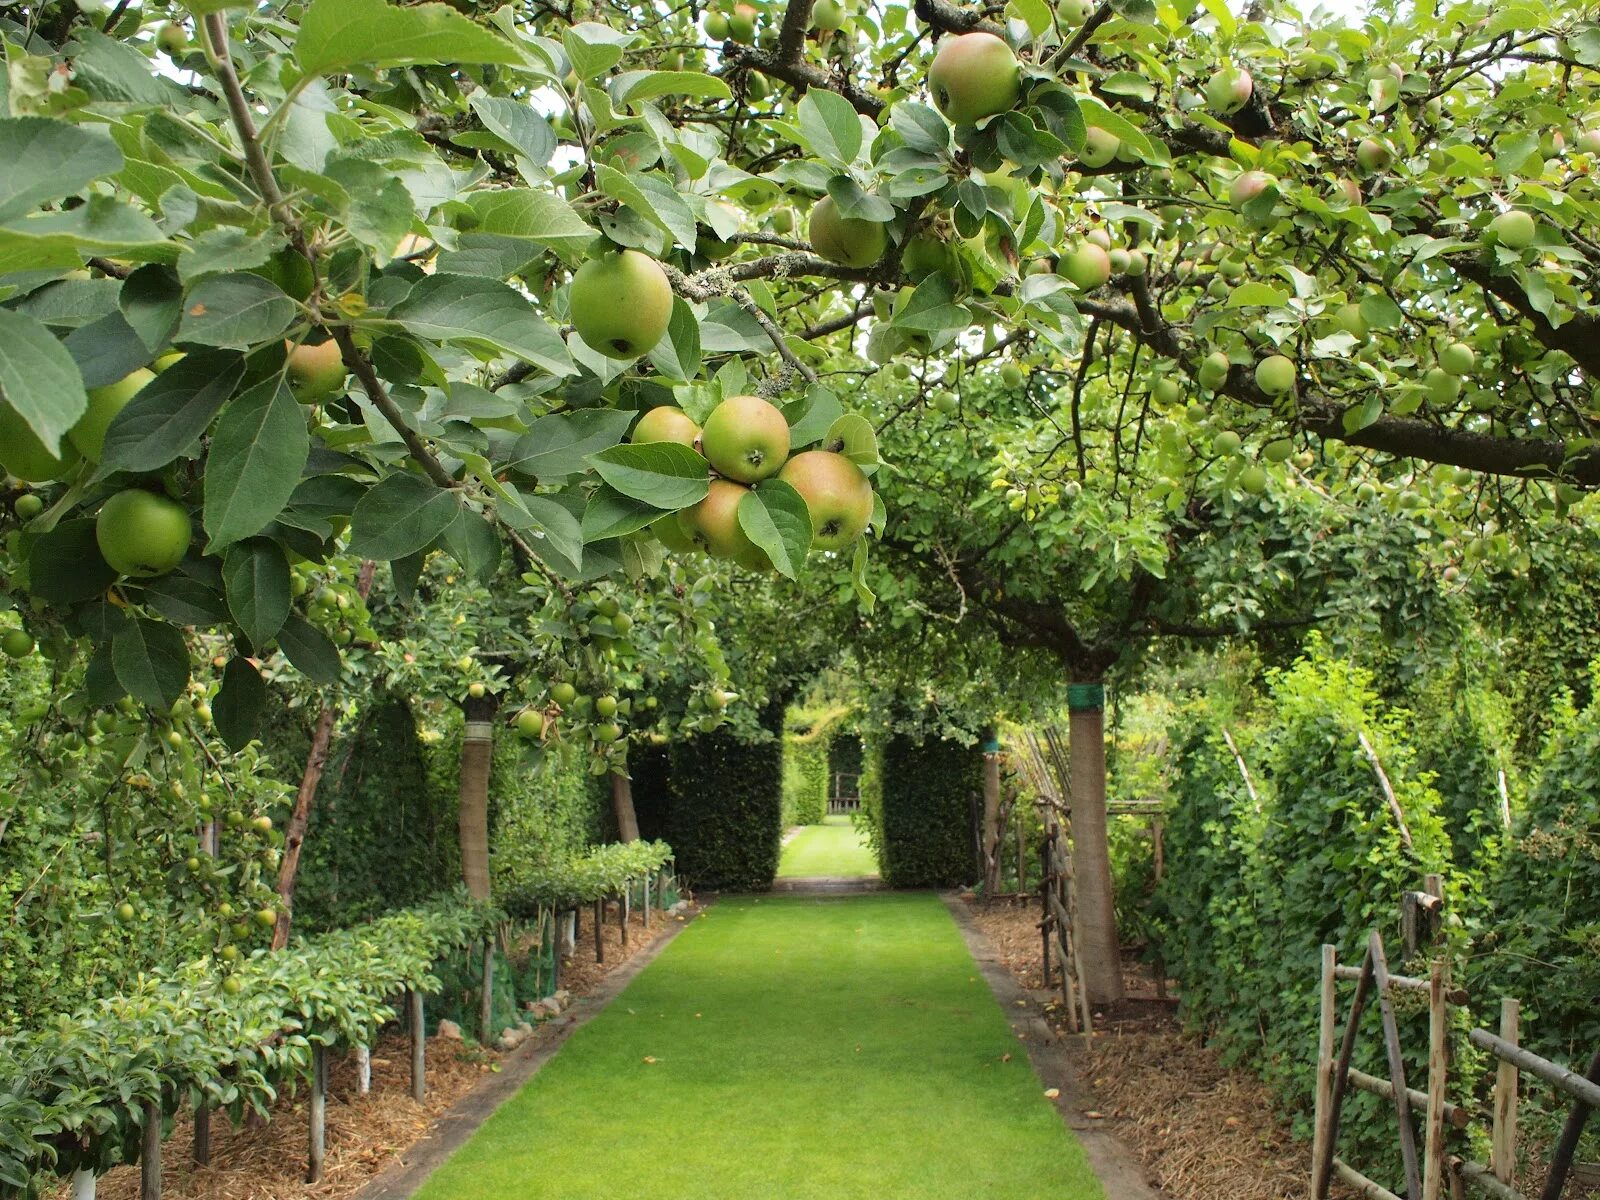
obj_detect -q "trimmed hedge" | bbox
[667,730,783,891]
[783,706,851,826]
[873,733,981,888]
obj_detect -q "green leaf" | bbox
[98,350,245,473]
[498,491,584,571]
[851,537,876,612]
[1007,0,1052,36]
[140,574,228,626]
[297,0,522,75]
[586,442,710,509]
[783,385,845,449]
[348,472,462,560]
[0,117,124,225]
[1100,71,1158,102]
[469,97,557,167]
[612,70,732,107]
[465,189,595,255]
[120,266,184,353]
[1226,283,1290,308]
[645,299,701,383]
[177,274,296,349]
[26,520,117,605]
[180,0,255,14]
[440,508,501,582]
[213,656,267,750]
[738,480,812,579]
[506,409,634,479]
[0,308,88,455]
[1358,294,1405,331]
[111,618,190,710]
[581,486,661,543]
[823,413,879,473]
[890,103,952,155]
[798,89,864,167]
[204,379,309,552]
[563,23,630,78]
[277,613,342,683]
[222,539,292,651]
[390,274,575,377]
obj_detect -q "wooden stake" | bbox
[479,938,495,1044]
[1312,944,1339,1200]
[594,899,605,963]
[620,887,630,948]
[408,990,425,1103]
[140,1100,161,1200]
[356,1044,371,1097]
[192,1101,210,1166]
[307,1044,327,1184]
[1538,1045,1600,1200]
[1334,1158,1405,1200]
[642,874,652,929]
[1357,731,1414,851]
[1370,931,1423,1200]
[1423,960,1449,1200]
[1315,943,1375,1199]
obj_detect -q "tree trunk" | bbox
[273,559,376,949]
[458,692,499,901]
[1069,686,1124,1003]
[610,760,639,843]
[981,738,1001,895]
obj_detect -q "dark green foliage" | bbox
[875,733,981,888]
[294,694,458,932]
[667,731,782,891]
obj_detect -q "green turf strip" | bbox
[413,893,1102,1200]
[776,814,880,878]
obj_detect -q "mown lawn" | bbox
[776,814,880,878]
[413,893,1102,1200]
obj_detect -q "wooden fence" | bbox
[1310,882,1599,1200]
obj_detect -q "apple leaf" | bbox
[203,378,309,552]
[111,618,190,710]
[647,298,702,383]
[222,538,292,651]
[0,117,123,225]
[739,481,812,580]
[213,656,267,750]
[823,414,880,474]
[798,89,865,168]
[97,350,245,474]
[26,520,118,606]
[784,385,846,450]
[391,274,575,377]
[297,0,522,75]
[582,486,664,543]
[586,442,711,510]
[851,537,877,613]
[612,71,732,107]
[177,273,296,349]
[348,472,462,561]
[277,613,342,683]
[506,409,635,480]
[0,308,88,455]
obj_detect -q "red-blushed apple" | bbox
[777,450,874,551]
[568,249,674,358]
[809,196,888,267]
[678,478,760,559]
[1229,170,1277,208]
[700,394,791,482]
[1205,67,1253,115]
[631,406,702,448]
[928,32,1021,125]
[286,339,347,403]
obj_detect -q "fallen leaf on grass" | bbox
[1044,1088,1061,1100]
[642,1056,657,1064]
[1002,1053,1013,1062]
[1085,1110,1104,1119]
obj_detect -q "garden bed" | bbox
[63,901,691,1200]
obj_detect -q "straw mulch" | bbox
[66,899,689,1200]
[966,897,1342,1200]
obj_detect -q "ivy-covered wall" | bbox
[872,733,981,888]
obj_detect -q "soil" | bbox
[68,897,693,1200]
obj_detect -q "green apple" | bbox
[516,709,543,737]
[1078,127,1119,169]
[286,340,347,403]
[1578,129,1600,154]
[1060,242,1111,290]
[1,629,35,658]
[156,21,188,54]
[809,196,887,267]
[592,721,623,744]
[728,4,758,42]
[928,32,1021,125]
[652,513,700,554]
[1205,66,1253,115]
[1263,439,1294,463]
[1335,302,1369,338]
[1213,430,1243,456]
[1424,367,1461,405]
[1486,210,1536,250]
[678,478,759,558]
[932,391,959,414]
[1356,138,1393,173]
[701,394,790,482]
[595,695,619,718]
[13,493,43,521]
[1238,464,1268,494]
[1255,355,1297,396]
[778,449,874,551]
[551,681,578,706]
[811,0,845,29]
[70,368,154,460]
[1057,0,1091,21]
[95,489,191,577]
[901,235,957,282]
[1000,362,1025,389]
[1438,342,1475,376]
[704,10,730,38]
[569,249,674,359]
[770,207,795,234]
[1153,378,1182,406]
[1198,351,1232,390]
[0,404,80,483]
[255,908,278,929]
[632,406,702,448]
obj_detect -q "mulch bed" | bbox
[70,897,691,1200]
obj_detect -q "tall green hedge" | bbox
[783,705,851,826]
[873,733,981,888]
[667,729,782,891]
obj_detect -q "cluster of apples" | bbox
[629,395,875,568]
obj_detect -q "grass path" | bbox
[776,814,880,878]
[412,893,1102,1200]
